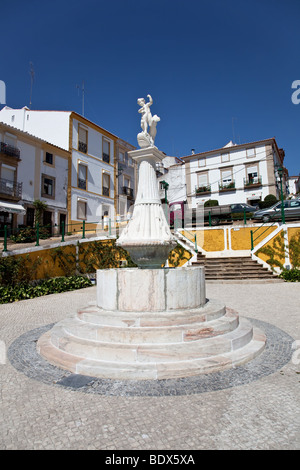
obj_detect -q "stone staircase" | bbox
[192,254,282,281]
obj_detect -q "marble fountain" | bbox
[37,95,266,380]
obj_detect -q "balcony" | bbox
[0,141,20,159]
[122,186,134,198]
[195,184,211,196]
[0,178,22,199]
[78,141,87,154]
[78,178,87,190]
[103,152,110,164]
[244,176,262,188]
[102,186,110,197]
[219,181,236,192]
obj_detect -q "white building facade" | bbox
[0,107,118,230]
[115,138,137,218]
[182,139,287,208]
[157,156,186,204]
[0,122,69,233]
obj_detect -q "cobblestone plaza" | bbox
[0,282,299,450]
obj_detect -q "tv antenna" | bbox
[29,62,35,108]
[232,117,237,145]
[76,80,85,116]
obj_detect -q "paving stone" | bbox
[0,283,299,450]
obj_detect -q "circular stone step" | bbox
[37,300,266,380]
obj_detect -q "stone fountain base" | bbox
[37,267,266,380]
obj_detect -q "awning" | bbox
[0,201,26,215]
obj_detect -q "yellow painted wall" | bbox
[255,227,300,267]
[182,226,279,252]
[18,245,77,281]
[5,238,192,282]
[288,227,300,242]
[182,229,225,251]
[231,226,277,250]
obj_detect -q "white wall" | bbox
[40,150,68,208]
[158,161,186,204]
[0,107,71,150]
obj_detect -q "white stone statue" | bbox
[137,94,160,148]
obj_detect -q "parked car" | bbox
[230,203,258,213]
[253,198,300,222]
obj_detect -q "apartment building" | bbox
[115,138,137,218]
[157,156,186,204]
[181,138,287,208]
[0,122,69,233]
[0,106,122,230]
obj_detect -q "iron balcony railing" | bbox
[0,178,22,198]
[244,176,262,187]
[102,186,110,197]
[103,153,110,163]
[78,178,87,190]
[0,141,20,158]
[122,186,134,198]
[195,184,211,195]
[78,141,87,154]
[219,181,236,192]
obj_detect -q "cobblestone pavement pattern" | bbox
[0,282,299,450]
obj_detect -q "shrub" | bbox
[279,268,300,282]
[10,226,51,243]
[289,231,300,268]
[0,275,92,304]
[258,194,278,209]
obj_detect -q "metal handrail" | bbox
[250,219,277,250]
[177,228,198,253]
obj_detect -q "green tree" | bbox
[33,199,48,225]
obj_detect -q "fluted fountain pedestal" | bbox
[116,147,176,267]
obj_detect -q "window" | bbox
[128,155,133,166]
[1,164,16,195]
[78,163,87,190]
[197,173,208,187]
[246,165,258,184]
[5,134,17,148]
[196,172,210,194]
[198,158,206,167]
[221,169,233,185]
[247,148,256,158]
[77,199,87,220]
[124,176,130,188]
[78,126,88,154]
[103,139,110,163]
[290,200,300,207]
[45,152,53,165]
[119,151,124,162]
[42,174,55,198]
[221,153,229,163]
[1,164,15,182]
[102,172,110,197]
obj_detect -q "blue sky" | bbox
[1,0,300,175]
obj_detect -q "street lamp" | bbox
[161,180,169,204]
[275,165,285,224]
